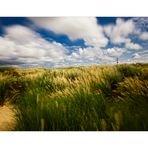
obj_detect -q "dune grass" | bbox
[0,64,148,131]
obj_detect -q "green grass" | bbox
[0,63,148,131]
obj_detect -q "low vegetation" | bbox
[0,63,148,131]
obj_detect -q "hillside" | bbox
[0,64,148,131]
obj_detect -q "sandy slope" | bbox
[0,104,16,131]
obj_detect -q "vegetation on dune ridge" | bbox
[0,63,148,131]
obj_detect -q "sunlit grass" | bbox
[0,64,148,131]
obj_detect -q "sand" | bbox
[0,104,16,131]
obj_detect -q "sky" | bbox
[0,17,148,68]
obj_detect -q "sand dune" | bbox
[0,104,16,131]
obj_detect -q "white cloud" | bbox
[0,24,113,67]
[130,52,148,63]
[0,18,146,68]
[132,53,141,59]
[68,47,102,63]
[5,25,37,45]
[0,37,16,57]
[125,41,142,50]
[122,50,148,64]
[0,25,67,65]
[77,47,101,58]
[66,46,125,66]
[30,17,108,47]
[105,47,126,57]
[139,32,148,40]
[104,18,136,45]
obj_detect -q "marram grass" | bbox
[0,64,148,131]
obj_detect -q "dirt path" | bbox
[0,104,16,131]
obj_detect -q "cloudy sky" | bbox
[0,17,148,68]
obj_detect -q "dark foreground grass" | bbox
[0,64,148,131]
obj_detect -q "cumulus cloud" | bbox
[0,25,67,66]
[68,47,103,63]
[129,51,148,63]
[66,46,125,66]
[0,17,147,68]
[105,47,126,57]
[0,24,115,67]
[0,23,128,67]
[125,41,142,50]
[139,32,148,40]
[132,53,141,59]
[30,17,108,47]
[104,18,136,45]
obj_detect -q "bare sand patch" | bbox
[0,104,16,131]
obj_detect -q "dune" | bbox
[0,104,16,131]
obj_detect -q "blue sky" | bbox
[0,17,148,68]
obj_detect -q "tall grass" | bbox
[0,64,148,131]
